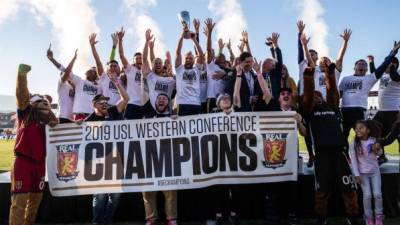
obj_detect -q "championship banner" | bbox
[46,111,298,197]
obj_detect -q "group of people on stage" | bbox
[9,16,400,225]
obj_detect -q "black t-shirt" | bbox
[85,106,122,121]
[264,98,281,111]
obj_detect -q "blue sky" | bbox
[0,0,399,102]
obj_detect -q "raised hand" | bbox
[166,51,171,62]
[340,29,352,42]
[227,39,232,50]
[47,43,53,60]
[297,20,305,34]
[237,42,245,53]
[218,38,225,50]
[252,57,262,74]
[393,40,400,51]
[204,18,216,35]
[111,32,118,47]
[73,49,78,60]
[193,18,200,33]
[89,33,98,46]
[271,32,280,46]
[145,29,154,42]
[117,27,125,41]
[241,30,249,44]
[367,55,374,62]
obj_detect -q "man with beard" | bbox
[339,42,400,150]
[117,27,151,119]
[9,64,58,225]
[142,29,176,117]
[302,63,359,225]
[90,33,123,106]
[174,22,205,116]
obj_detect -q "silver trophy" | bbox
[178,11,190,30]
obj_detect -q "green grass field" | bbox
[0,130,398,172]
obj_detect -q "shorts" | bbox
[11,155,45,194]
[314,150,357,193]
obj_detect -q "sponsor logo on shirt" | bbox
[200,71,207,83]
[83,84,98,95]
[318,75,326,86]
[380,76,390,89]
[68,88,75,98]
[135,72,141,82]
[109,81,119,93]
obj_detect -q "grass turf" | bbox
[0,130,398,171]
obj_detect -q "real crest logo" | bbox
[56,144,80,182]
[261,133,288,169]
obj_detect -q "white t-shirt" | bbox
[70,74,101,114]
[175,65,201,105]
[146,72,176,109]
[207,61,227,99]
[199,65,208,103]
[56,66,74,119]
[57,79,74,120]
[378,72,400,111]
[99,73,121,106]
[339,73,378,109]
[299,60,341,100]
[125,64,148,106]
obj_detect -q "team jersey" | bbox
[339,73,378,109]
[207,61,228,99]
[99,72,122,106]
[125,64,149,106]
[175,64,201,105]
[69,74,101,114]
[146,72,176,109]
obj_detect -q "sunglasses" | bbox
[96,100,108,105]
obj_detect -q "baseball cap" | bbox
[92,94,110,103]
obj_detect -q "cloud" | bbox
[122,0,166,58]
[208,0,247,55]
[296,0,330,58]
[0,0,21,26]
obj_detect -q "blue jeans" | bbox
[92,193,121,225]
[360,171,383,218]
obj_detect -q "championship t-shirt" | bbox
[175,64,201,105]
[125,64,148,106]
[57,66,74,119]
[378,72,400,111]
[339,73,378,109]
[70,74,101,114]
[146,72,176,109]
[299,60,341,100]
[207,61,227,99]
[99,72,121,106]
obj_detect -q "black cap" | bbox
[92,94,110,103]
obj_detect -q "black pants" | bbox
[341,107,366,150]
[178,104,201,116]
[207,185,240,219]
[373,110,400,153]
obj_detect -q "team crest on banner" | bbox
[56,144,80,182]
[261,133,288,169]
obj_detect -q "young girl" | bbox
[349,120,383,225]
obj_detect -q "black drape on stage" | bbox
[1,174,399,224]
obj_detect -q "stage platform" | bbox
[0,154,399,224]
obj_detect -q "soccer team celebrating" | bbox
[9,16,400,225]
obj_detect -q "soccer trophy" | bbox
[178,11,190,30]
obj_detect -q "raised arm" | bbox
[205,18,215,64]
[16,64,32,111]
[325,63,340,109]
[110,75,129,113]
[271,32,282,69]
[218,38,225,56]
[302,67,316,115]
[117,27,129,69]
[226,39,235,65]
[61,49,77,83]
[374,41,400,79]
[175,31,184,68]
[192,35,205,65]
[253,59,272,103]
[367,55,376,73]
[336,29,352,72]
[301,33,315,68]
[110,33,118,61]
[149,38,156,63]
[89,33,104,76]
[193,18,200,55]
[241,31,251,54]
[142,29,153,78]
[233,66,243,108]
[46,44,62,69]
[389,64,400,82]
[297,21,306,64]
